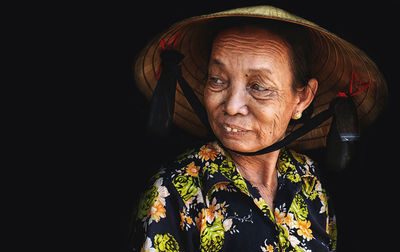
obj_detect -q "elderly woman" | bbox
[130,6,387,252]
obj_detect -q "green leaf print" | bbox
[154,233,180,252]
[289,194,309,221]
[302,176,318,200]
[277,225,291,250]
[200,218,225,252]
[219,159,249,195]
[209,163,219,174]
[137,185,158,220]
[219,159,235,178]
[172,174,198,202]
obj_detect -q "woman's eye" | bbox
[206,76,227,91]
[250,83,267,91]
[210,77,223,85]
[250,83,269,92]
[249,82,276,99]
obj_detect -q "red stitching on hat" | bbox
[160,31,183,50]
[337,71,372,98]
[155,31,183,80]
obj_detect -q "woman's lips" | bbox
[221,123,249,135]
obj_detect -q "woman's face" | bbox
[204,26,303,153]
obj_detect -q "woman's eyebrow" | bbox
[247,68,272,75]
[209,58,224,66]
[247,68,279,88]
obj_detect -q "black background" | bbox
[94,1,397,251]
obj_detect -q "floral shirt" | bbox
[130,141,337,252]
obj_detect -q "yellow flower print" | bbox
[179,209,194,231]
[149,199,166,224]
[284,213,298,229]
[196,209,206,232]
[288,234,300,248]
[179,212,185,230]
[198,144,218,161]
[265,245,274,252]
[141,237,156,252]
[315,180,328,214]
[274,208,286,224]
[297,219,313,241]
[205,198,223,224]
[186,216,193,225]
[218,201,228,212]
[261,244,274,252]
[154,178,170,206]
[222,218,232,231]
[260,239,275,252]
[254,198,266,210]
[148,178,170,224]
[138,178,170,224]
[211,141,226,155]
[185,162,199,177]
[214,181,229,191]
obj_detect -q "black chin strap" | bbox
[148,49,337,155]
[225,102,336,156]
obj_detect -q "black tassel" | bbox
[325,97,359,172]
[147,50,184,137]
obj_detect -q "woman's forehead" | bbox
[211,25,290,62]
[213,25,288,50]
[210,25,291,71]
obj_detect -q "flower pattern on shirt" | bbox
[130,141,337,251]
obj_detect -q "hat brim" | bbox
[134,5,387,150]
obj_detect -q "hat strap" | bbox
[225,101,336,156]
[176,68,211,132]
[147,50,210,136]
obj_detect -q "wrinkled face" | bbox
[204,26,301,153]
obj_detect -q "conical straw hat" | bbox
[134,5,387,150]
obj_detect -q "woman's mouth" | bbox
[222,124,249,135]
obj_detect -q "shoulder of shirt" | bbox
[160,141,224,175]
[285,148,320,179]
[145,141,222,199]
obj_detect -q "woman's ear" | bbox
[294,78,318,115]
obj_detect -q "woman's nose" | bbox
[224,86,249,116]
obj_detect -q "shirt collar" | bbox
[197,142,317,198]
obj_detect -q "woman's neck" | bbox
[228,149,280,209]
[228,149,279,186]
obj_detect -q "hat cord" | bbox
[224,101,336,156]
[147,49,211,136]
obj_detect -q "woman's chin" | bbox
[214,126,277,153]
[219,138,263,153]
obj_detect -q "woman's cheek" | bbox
[254,105,288,142]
